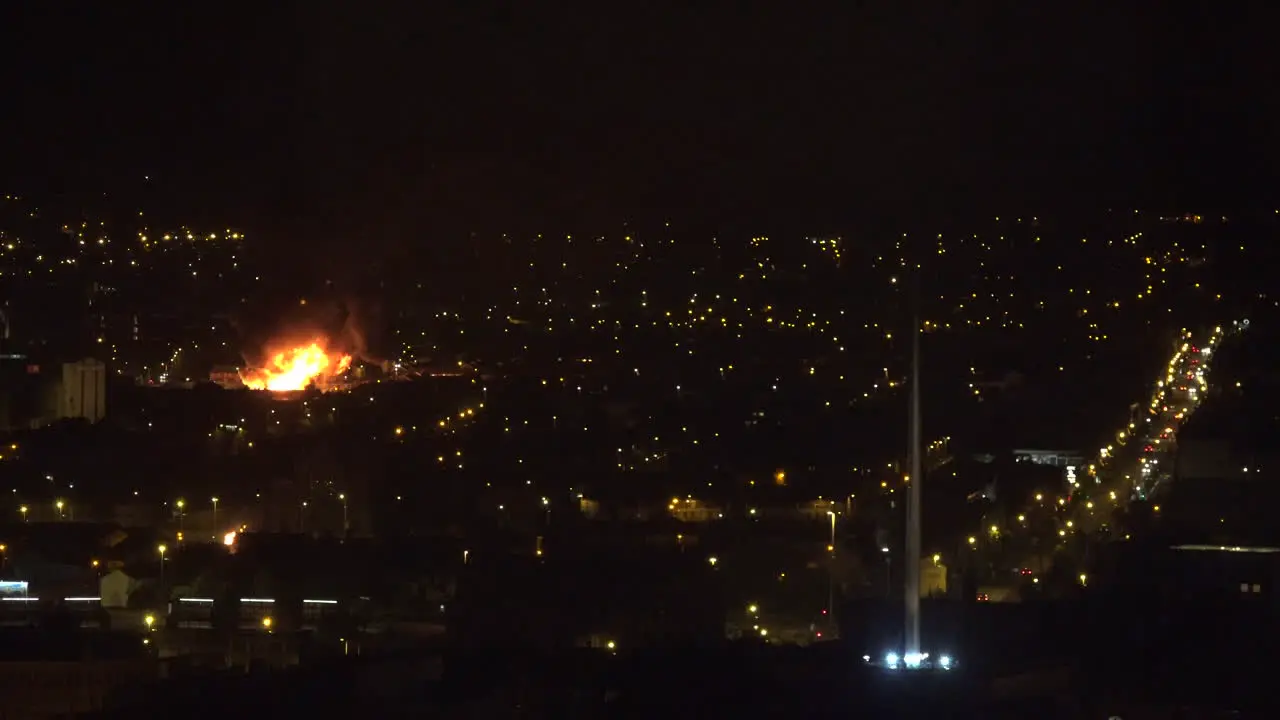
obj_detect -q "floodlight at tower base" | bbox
[864,651,955,672]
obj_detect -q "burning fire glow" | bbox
[240,341,352,392]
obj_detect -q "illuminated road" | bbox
[959,319,1249,585]
[1078,321,1246,527]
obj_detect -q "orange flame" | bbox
[240,341,353,392]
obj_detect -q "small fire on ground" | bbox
[240,341,352,392]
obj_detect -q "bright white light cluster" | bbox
[867,651,954,670]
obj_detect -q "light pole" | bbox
[211,497,219,533]
[338,494,348,533]
[300,501,308,532]
[827,510,838,618]
[19,505,27,523]
[882,546,892,598]
[157,544,167,583]
[176,499,185,536]
[55,499,65,521]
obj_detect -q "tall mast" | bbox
[904,273,922,656]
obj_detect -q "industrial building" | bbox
[0,355,107,430]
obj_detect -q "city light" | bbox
[0,181,1247,677]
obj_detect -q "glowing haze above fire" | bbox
[239,341,352,392]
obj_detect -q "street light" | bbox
[157,544,167,583]
[175,499,185,536]
[825,513,838,622]
[881,546,892,598]
[55,499,64,520]
[18,505,27,523]
[338,494,347,533]
[211,497,219,533]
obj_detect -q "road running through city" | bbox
[957,319,1250,588]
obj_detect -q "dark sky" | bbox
[2,3,1277,240]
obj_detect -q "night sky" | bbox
[2,3,1277,243]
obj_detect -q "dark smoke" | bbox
[236,297,384,367]
[337,298,382,365]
